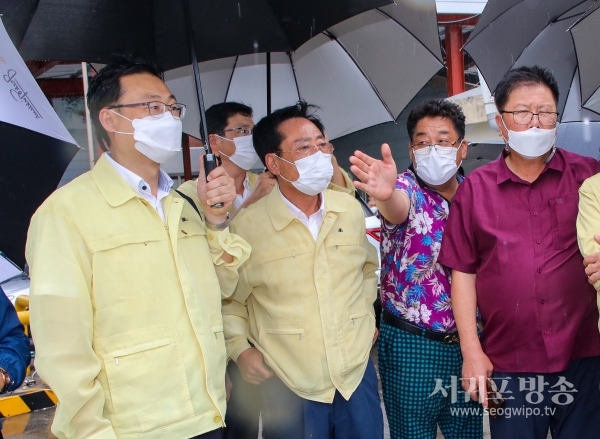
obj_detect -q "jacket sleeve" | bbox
[26,208,118,439]
[0,287,30,392]
[360,211,379,314]
[222,222,254,362]
[206,227,251,298]
[577,177,600,258]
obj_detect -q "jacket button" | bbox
[213,415,222,423]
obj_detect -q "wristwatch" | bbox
[0,368,11,393]
[205,212,231,231]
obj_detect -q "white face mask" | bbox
[111,110,182,163]
[501,118,556,159]
[414,146,460,186]
[276,151,333,196]
[215,134,260,170]
[370,206,379,215]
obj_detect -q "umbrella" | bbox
[0,18,79,268]
[165,0,443,141]
[570,2,600,115]
[463,0,600,123]
[0,0,392,192]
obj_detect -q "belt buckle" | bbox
[443,333,459,344]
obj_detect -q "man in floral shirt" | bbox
[350,99,482,439]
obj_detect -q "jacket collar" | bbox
[266,188,348,232]
[92,154,143,207]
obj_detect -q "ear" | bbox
[99,108,117,133]
[495,113,506,138]
[459,139,468,161]
[408,141,414,162]
[265,153,280,176]
[208,134,221,155]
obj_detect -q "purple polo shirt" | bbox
[439,148,600,373]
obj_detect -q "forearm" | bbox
[378,190,409,225]
[451,270,482,356]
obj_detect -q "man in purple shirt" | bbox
[439,66,600,439]
[351,99,482,439]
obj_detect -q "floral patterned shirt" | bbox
[380,167,463,333]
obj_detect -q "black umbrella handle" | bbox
[203,153,223,208]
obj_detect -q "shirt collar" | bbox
[267,188,348,232]
[278,187,325,222]
[495,148,564,185]
[104,152,173,196]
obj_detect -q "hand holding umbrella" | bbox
[196,154,235,226]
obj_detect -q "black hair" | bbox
[406,99,466,141]
[87,56,163,151]
[252,101,321,166]
[493,65,559,112]
[206,102,253,135]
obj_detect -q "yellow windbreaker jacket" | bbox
[26,155,250,439]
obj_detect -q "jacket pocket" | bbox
[549,195,578,251]
[99,326,193,434]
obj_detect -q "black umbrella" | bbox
[0,19,79,268]
[0,0,391,200]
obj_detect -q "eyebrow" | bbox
[293,134,324,144]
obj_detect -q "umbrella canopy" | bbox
[165,0,443,140]
[0,0,392,71]
[570,2,600,115]
[0,18,79,268]
[463,0,600,122]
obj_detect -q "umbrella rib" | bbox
[374,8,444,63]
[287,52,301,101]
[559,67,579,123]
[322,30,394,121]
[224,55,239,101]
[466,0,589,45]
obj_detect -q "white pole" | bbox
[82,62,95,169]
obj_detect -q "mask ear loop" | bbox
[272,154,296,184]
[499,116,511,154]
[109,109,134,135]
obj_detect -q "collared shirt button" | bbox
[213,415,222,423]
[544,330,549,335]
[533,212,538,216]
[537,268,542,273]
[325,396,333,403]
[536,239,541,244]
[540,300,545,304]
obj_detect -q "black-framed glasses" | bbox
[220,126,253,136]
[108,101,187,119]
[500,110,559,126]
[411,139,461,155]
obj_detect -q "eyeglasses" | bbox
[277,141,329,159]
[500,110,559,126]
[108,101,187,119]
[220,126,253,136]
[411,139,461,155]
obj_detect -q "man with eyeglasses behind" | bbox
[439,66,600,439]
[350,98,482,439]
[223,102,382,439]
[25,58,250,439]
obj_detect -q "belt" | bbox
[382,311,460,344]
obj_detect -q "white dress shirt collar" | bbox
[104,153,173,222]
[279,188,325,241]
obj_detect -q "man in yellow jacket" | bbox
[26,58,250,439]
[224,102,382,439]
